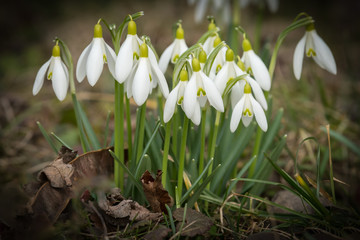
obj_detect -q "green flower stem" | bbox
[162,120,172,189]
[172,109,179,159]
[114,82,125,189]
[199,109,207,179]
[207,111,221,187]
[126,97,132,160]
[177,116,189,199]
[136,103,146,163]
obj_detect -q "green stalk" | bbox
[136,103,147,163]
[162,120,172,188]
[177,117,189,198]
[326,125,336,204]
[114,82,124,189]
[199,109,207,178]
[207,111,221,185]
[172,109,179,159]
[126,97,132,159]
[248,128,262,178]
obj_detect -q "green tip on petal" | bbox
[176,25,184,39]
[213,36,221,48]
[52,45,60,57]
[242,38,252,52]
[237,57,246,71]
[226,48,234,62]
[140,43,148,58]
[244,82,251,94]
[192,58,201,72]
[180,69,188,81]
[199,50,207,63]
[128,20,137,35]
[306,23,315,31]
[94,23,103,38]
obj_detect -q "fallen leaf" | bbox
[173,207,213,237]
[141,170,173,213]
[143,225,171,240]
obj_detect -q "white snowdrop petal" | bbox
[311,31,337,75]
[132,59,151,106]
[115,36,134,83]
[183,75,197,118]
[250,95,268,132]
[201,72,224,112]
[230,81,245,110]
[246,76,267,110]
[52,58,69,101]
[214,62,230,95]
[86,38,104,86]
[248,50,271,91]
[150,61,169,98]
[293,35,306,80]
[163,85,179,123]
[125,61,139,98]
[230,96,245,132]
[33,59,51,95]
[190,101,201,126]
[159,42,175,73]
[179,39,188,54]
[104,41,117,78]
[76,41,92,83]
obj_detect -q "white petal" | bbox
[230,81,245,109]
[190,100,201,125]
[214,61,230,95]
[159,41,175,73]
[293,35,306,80]
[163,84,180,123]
[248,50,271,91]
[246,76,267,110]
[86,38,104,86]
[132,58,150,106]
[195,0,208,23]
[150,60,169,98]
[33,58,51,95]
[76,41,92,83]
[230,96,245,132]
[104,41,117,78]
[311,30,337,75]
[52,58,68,101]
[203,36,215,55]
[201,72,224,112]
[115,35,134,83]
[183,75,197,118]
[250,95,268,131]
[179,39,188,53]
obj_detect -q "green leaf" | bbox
[36,121,58,154]
[222,74,248,98]
[50,132,72,150]
[203,42,226,76]
[197,27,219,44]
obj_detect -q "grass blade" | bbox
[36,121,58,154]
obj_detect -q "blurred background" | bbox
[1,0,359,217]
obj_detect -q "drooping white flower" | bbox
[33,44,69,101]
[202,21,218,55]
[159,24,188,73]
[76,23,116,86]
[163,69,201,123]
[214,49,267,111]
[127,42,169,106]
[241,38,271,91]
[183,58,224,125]
[293,23,337,80]
[230,82,268,132]
[208,36,227,79]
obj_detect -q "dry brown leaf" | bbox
[143,225,171,240]
[173,207,213,237]
[141,170,173,213]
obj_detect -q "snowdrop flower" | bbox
[76,22,116,86]
[184,58,224,125]
[208,36,227,79]
[214,49,267,110]
[33,44,69,101]
[230,82,268,132]
[241,37,271,91]
[159,24,188,73]
[202,21,218,55]
[127,42,169,106]
[293,23,337,80]
[164,69,192,123]
[115,19,142,83]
